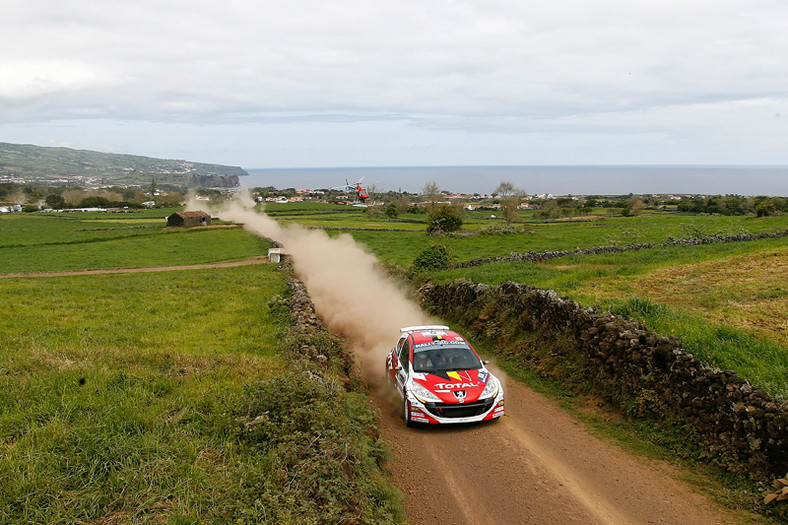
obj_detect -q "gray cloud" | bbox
[2,0,788,166]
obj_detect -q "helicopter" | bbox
[331,177,370,203]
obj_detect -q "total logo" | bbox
[434,382,479,389]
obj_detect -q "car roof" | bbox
[407,329,465,345]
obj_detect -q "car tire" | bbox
[403,393,414,427]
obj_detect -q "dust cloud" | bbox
[193,193,433,382]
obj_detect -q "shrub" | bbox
[426,204,463,233]
[231,371,399,524]
[411,241,455,272]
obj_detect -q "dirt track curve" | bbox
[372,374,750,525]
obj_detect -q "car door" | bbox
[387,336,406,382]
[395,338,411,397]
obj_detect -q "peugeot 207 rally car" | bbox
[385,325,504,426]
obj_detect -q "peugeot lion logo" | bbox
[453,390,467,403]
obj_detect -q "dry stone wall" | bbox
[419,280,788,480]
[452,229,788,269]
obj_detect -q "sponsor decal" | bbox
[447,371,462,381]
[433,382,479,389]
[477,370,489,384]
[412,340,467,349]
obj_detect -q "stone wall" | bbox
[419,280,788,480]
[452,229,788,269]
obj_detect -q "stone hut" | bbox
[166,211,212,227]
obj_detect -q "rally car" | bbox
[385,325,504,426]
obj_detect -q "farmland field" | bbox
[0,212,271,273]
[0,211,401,524]
[2,203,787,522]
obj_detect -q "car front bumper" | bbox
[407,390,505,425]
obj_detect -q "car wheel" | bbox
[403,392,414,427]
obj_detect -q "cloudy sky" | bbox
[2,0,788,171]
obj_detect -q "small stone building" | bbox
[167,211,212,227]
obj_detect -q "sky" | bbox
[2,1,788,172]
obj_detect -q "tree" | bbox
[384,202,399,220]
[421,180,441,212]
[45,194,66,209]
[78,196,112,207]
[756,199,776,217]
[495,181,525,223]
[622,195,646,217]
[427,204,463,233]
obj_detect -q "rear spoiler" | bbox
[400,325,450,333]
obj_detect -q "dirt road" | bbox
[372,373,749,525]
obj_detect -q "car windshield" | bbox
[411,343,482,372]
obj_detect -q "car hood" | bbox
[412,369,491,404]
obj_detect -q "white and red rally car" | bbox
[385,325,504,426]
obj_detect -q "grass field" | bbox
[0,211,402,523]
[348,212,788,266]
[0,212,271,273]
[0,266,288,522]
[262,206,788,396]
[424,223,788,397]
[2,203,786,520]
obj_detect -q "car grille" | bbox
[423,398,495,419]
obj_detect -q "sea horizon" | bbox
[240,165,788,197]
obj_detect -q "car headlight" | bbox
[410,381,441,403]
[480,376,499,399]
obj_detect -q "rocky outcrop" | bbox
[186,173,240,188]
[420,280,788,480]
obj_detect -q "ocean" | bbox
[240,166,788,196]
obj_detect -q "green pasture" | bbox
[0,264,400,523]
[0,266,286,522]
[1,213,272,273]
[344,212,788,267]
[431,235,788,397]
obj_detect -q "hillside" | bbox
[0,142,248,187]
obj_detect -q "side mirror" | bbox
[483,360,490,365]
